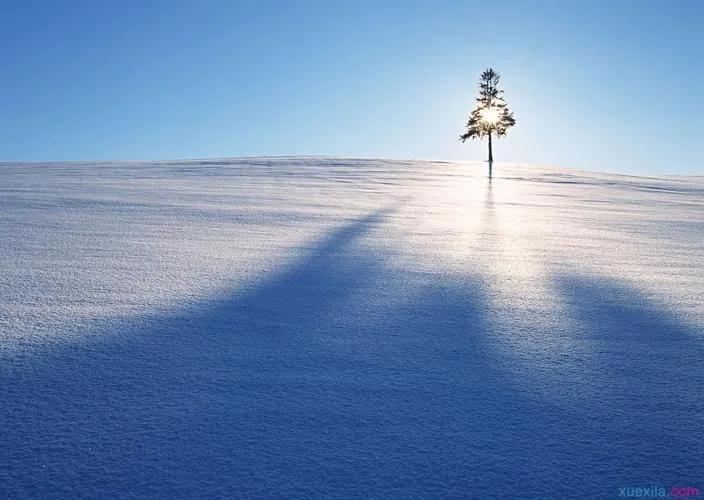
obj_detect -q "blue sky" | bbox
[1,0,702,173]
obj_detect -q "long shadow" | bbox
[2,205,702,498]
[0,201,549,498]
[0,208,395,498]
[553,276,704,489]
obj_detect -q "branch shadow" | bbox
[553,275,704,488]
[1,208,398,497]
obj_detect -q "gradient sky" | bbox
[1,0,702,173]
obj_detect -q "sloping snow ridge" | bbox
[1,157,702,498]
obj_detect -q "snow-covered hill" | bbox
[1,157,702,498]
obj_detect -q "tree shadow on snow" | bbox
[551,276,704,488]
[1,208,703,499]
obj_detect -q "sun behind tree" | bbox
[460,68,516,172]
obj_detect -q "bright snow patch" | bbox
[1,157,702,497]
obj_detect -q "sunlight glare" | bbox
[480,107,500,125]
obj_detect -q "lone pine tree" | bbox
[460,68,516,168]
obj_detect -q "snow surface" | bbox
[0,157,702,498]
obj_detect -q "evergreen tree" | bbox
[460,68,516,167]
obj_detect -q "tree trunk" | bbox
[488,132,493,163]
